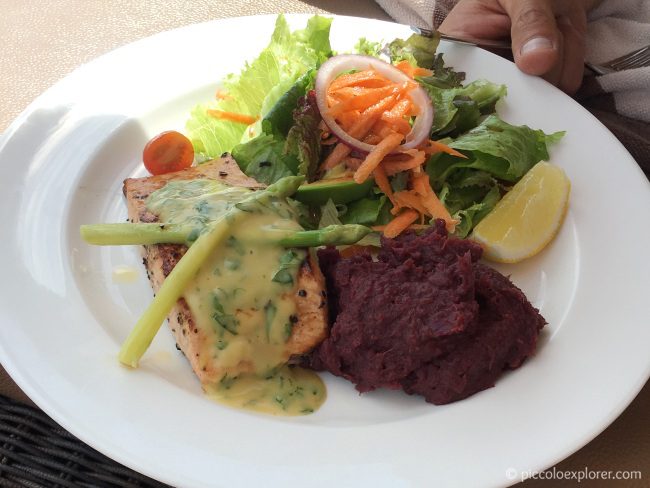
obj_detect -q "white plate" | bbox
[1,14,649,488]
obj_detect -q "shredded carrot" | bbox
[321,142,352,170]
[328,70,391,92]
[320,65,458,240]
[329,85,389,99]
[339,245,372,258]
[329,84,402,117]
[382,150,426,176]
[395,60,433,79]
[371,121,398,139]
[372,117,411,137]
[343,78,393,89]
[381,152,411,164]
[406,100,420,117]
[325,86,407,174]
[330,82,414,122]
[383,209,419,238]
[341,157,364,170]
[215,89,231,100]
[392,190,429,216]
[373,164,397,206]
[347,94,399,139]
[207,109,258,125]
[423,139,467,159]
[395,60,416,77]
[336,110,361,132]
[372,223,429,231]
[411,172,458,232]
[393,119,413,135]
[354,132,404,184]
[381,97,414,122]
[320,91,401,174]
[316,93,401,171]
[363,133,383,145]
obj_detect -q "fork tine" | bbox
[607,45,650,69]
[629,50,650,69]
[605,45,648,67]
[639,51,650,68]
[585,44,650,75]
[609,52,647,69]
[613,48,650,70]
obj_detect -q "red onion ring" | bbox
[315,54,434,154]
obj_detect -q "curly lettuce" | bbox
[420,79,507,137]
[425,115,564,236]
[186,15,332,159]
[232,73,322,185]
[388,33,441,68]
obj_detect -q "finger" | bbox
[541,28,563,88]
[556,15,587,94]
[499,0,561,76]
[439,0,512,40]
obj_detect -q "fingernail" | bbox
[520,37,554,55]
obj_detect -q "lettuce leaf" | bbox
[285,91,322,182]
[417,54,465,89]
[448,185,501,238]
[420,79,507,136]
[262,70,315,138]
[317,198,382,247]
[232,81,322,184]
[186,15,332,159]
[339,196,388,225]
[318,199,343,228]
[388,34,440,68]
[355,37,383,57]
[231,134,295,185]
[425,115,564,235]
[448,115,565,181]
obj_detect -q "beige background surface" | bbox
[1,1,648,487]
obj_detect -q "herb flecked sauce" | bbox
[147,180,326,415]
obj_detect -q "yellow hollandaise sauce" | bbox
[204,365,325,416]
[146,179,325,415]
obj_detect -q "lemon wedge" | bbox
[470,162,570,263]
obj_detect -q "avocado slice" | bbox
[293,178,374,206]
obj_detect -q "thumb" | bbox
[499,0,561,76]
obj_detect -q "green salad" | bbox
[184,14,563,239]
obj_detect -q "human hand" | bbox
[439,0,601,94]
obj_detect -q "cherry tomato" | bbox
[142,130,194,175]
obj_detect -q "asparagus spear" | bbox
[117,176,304,368]
[80,223,370,247]
[278,225,370,247]
[81,223,193,246]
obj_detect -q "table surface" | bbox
[1,1,648,486]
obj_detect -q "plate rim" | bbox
[1,13,649,488]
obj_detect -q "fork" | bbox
[412,26,650,74]
[585,45,650,74]
[411,26,512,50]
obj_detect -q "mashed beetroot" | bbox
[308,220,546,405]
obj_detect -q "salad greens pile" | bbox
[231,70,322,185]
[187,15,332,158]
[185,15,564,238]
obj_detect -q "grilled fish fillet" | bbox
[123,156,328,384]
